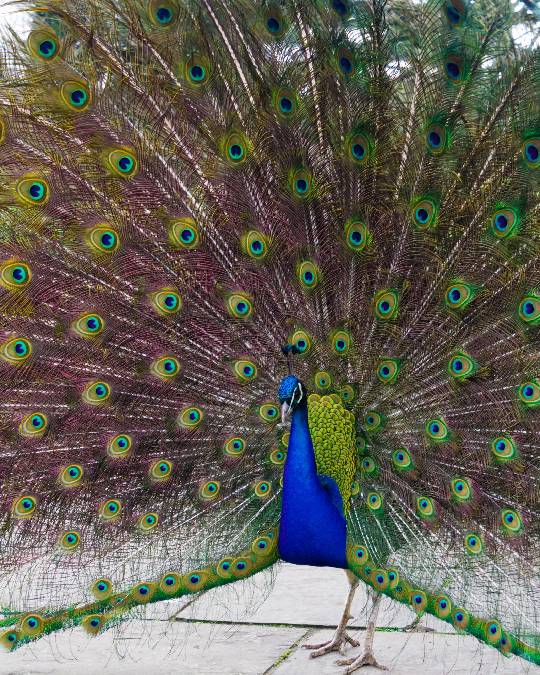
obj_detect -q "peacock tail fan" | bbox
[0,0,539,663]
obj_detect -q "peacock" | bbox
[0,0,539,672]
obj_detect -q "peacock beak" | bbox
[281,401,291,425]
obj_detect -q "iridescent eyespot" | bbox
[233,359,258,383]
[149,459,173,481]
[148,0,177,26]
[159,572,181,593]
[12,495,37,519]
[226,292,253,319]
[1,337,32,365]
[137,512,159,532]
[231,557,252,577]
[59,464,83,487]
[1,629,20,650]
[199,480,221,501]
[434,595,452,619]
[490,207,520,239]
[339,384,355,403]
[0,261,32,290]
[314,371,332,391]
[82,381,111,405]
[518,379,540,407]
[131,582,156,603]
[270,448,286,465]
[518,294,540,326]
[392,448,413,470]
[347,132,373,165]
[184,570,207,592]
[499,631,513,655]
[464,532,483,555]
[252,533,275,555]
[216,558,234,578]
[387,568,399,590]
[410,197,438,230]
[366,491,382,512]
[448,350,477,380]
[258,403,279,422]
[107,434,133,458]
[16,177,49,205]
[21,614,44,636]
[87,225,120,254]
[521,136,539,169]
[290,168,313,199]
[331,329,351,355]
[169,217,200,250]
[425,122,448,155]
[273,86,298,117]
[19,411,48,438]
[450,477,472,502]
[241,229,270,260]
[91,578,113,600]
[416,496,435,519]
[264,8,286,37]
[150,288,182,316]
[185,54,211,86]
[444,0,467,26]
[336,47,355,77]
[60,80,91,111]
[72,313,104,338]
[410,590,427,613]
[425,417,450,442]
[290,329,312,355]
[490,435,517,462]
[253,480,272,498]
[377,358,400,383]
[452,608,470,630]
[223,437,246,458]
[223,132,249,165]
[374,289,399,320]
[351,545,369,562]
[151,355,181,380]
[361,457,377,475]
[500,508,523,535]
[364,410,384,432]
[297,260,320,290]
[59,530,81,551]
[27,29,60,61]
[484,620,502,645]
[344,219,371,253]
[444,54,465,83]
[281,431,290,447]
[444,280,476,311]
[99,499,122,520]
[178,406,203,428]
[82,615,104,635]
[107,149,138,177]
[371,569,389,592]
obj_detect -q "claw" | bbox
[337,651,388,673]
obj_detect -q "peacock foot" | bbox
[337,650,388,673]
[303,628,360,657]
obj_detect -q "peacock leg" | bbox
[337,588,387,673]
[303,570,360,657]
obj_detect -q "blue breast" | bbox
[278,404,348,568]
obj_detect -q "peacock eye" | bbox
[138,512,159,532]
[0,261,32,289]
[16,177,49,205]
[148,0,177,26]
[366,491,382,511]
[242,230,269,259]
[178,406,204,428]
[425,417,450,441]
[59,464,84,487]
[450,477,472,501]
[259,403,279,422]
[27,29,60,61]
[344,219,370,253]
[444,54,464,83]
[314,370,332,390]
[374,289,399,320]
[521,137,539,169]
[59,530,81,551]
[233,359,258,383]
[253,480,272,498]
[377,358,400,383]
[150,288,182,316]
[87,225,120,254]
[444,280,475,310]
[416,496,435,518]
[448,350,477,380]
[160,572,181,593]
[444,0,467,26]
[107,434,133,458]
[1,337,32,365]
[107,149,138,177]
[199,480,221,501]
[490,207,520,239]
[290,168,313,199]
[60,80,91,111]
[170,217,200,249]
[226,292,253,319]
[290,329,312,355]
[364,410,383,432]
[264,8,286,37]
[151,355,181,380]
[99,498,122,519]
[223,436,246,458]
[19,411,48,437]
[331,329,351,355]
[500,508,523,534]
[464,532,483,555]
[82,380,111,405]
[336,47,355,76]
[12,495,37,519]
[425,122,448,155]
[72,312,105,338]
[518,294,540,325]
[410,197,438,230]
[347,131,373,165]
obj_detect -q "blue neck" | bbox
[278,401,347,568]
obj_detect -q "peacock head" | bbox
[278,374,305,424]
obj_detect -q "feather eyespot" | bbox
[19,412,48,438]
[150,288,182,316]
[27,29,60,61]
[12,495,37,519]
[178,406,203,428]
[59,531,81,551]
[170,217,200,250]
[1,337,32,365]
[0,261,32,290]
[16,177,49,205]
[60,80,91,111]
